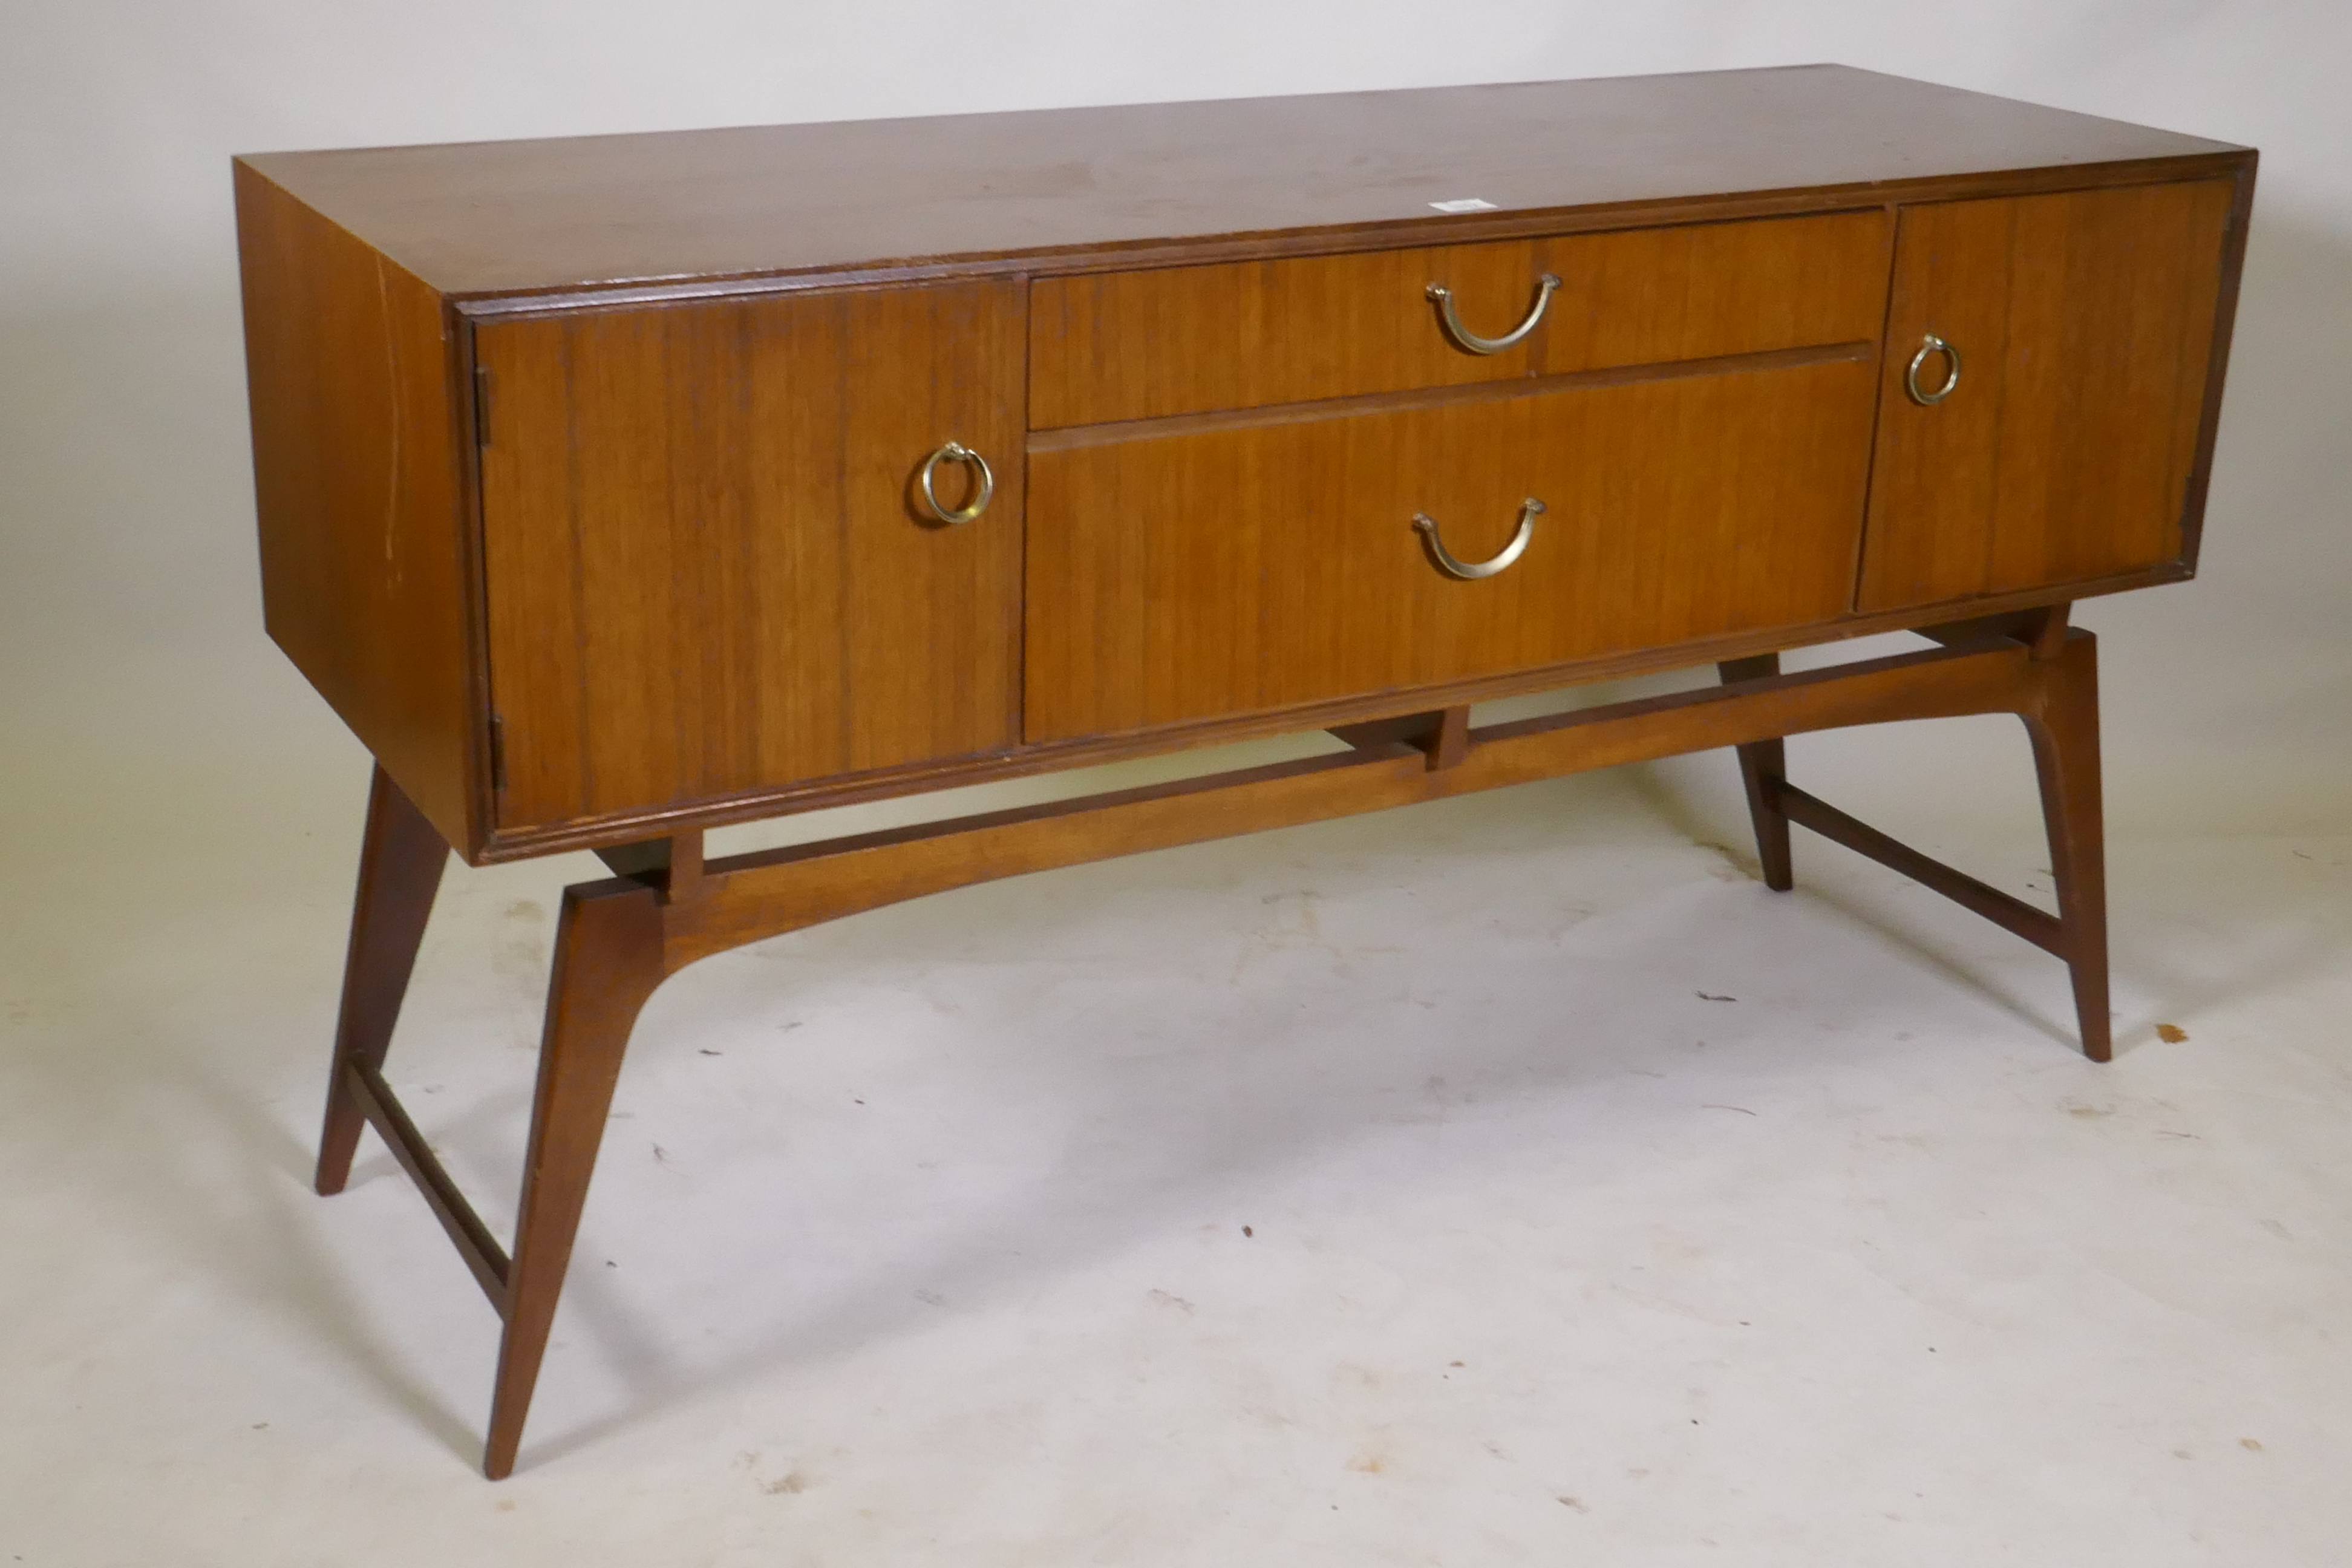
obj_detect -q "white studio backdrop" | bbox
[1,0,2347,848]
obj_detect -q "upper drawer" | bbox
[1028,209,1891,429]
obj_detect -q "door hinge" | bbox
[473,364,492,447]
[488,713,507,792]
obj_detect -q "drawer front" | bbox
[477,281,1025,832]
[1857,179,2233,611]
[1028,211,1889,429]
[1024,355,1878,742]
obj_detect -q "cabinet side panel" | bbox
[235,162,478,851]
[2174,160,2256,571]
[1986,178,2233,591]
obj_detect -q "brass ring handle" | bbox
[918,440,995,523]
[1413,498,1544,580]
[1425,273,1561,355]
[1905,333,1962,405]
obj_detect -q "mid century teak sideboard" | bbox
[233,65,2254,1476]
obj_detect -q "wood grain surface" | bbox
[475,280,1024,832]
[1030,210,1889,428]
[237,67,2244,298]
[1854,197,2019,611]
[1986,178,2232,590]
[1031,237,1547,429]
[1537,209,1891,377]
[1025,353,1878,742]
[236,163,482,851]
[1858,178,2235,610]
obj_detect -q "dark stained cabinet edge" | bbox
[2175,159,2258,572]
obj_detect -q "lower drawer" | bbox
[1023,355,1878,741]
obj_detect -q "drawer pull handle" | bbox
[1905,332,1962,405]
[1425,272,1561,355]
[918,440,995,524]
[1413,498,1544,580]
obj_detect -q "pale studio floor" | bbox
[4,651,2350,1567]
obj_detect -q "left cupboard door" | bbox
[474,282,1025,834]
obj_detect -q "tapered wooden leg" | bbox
[1718,655,1794,891]
[317,766,449,1196]
[2022,632,2111,1062]
[483,877,669,1480]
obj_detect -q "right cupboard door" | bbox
[1857,180,2236,613]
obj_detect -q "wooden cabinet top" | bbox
[237,64,2247,299]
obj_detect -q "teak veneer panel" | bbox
[1030,237,1547,430]
[235,163,480,852]
[1030,210,1890,428]
[1986,178,2233,590]
[1538,207,1892,376]
[1854,198,2017,610]
[1025,354,1878,741]
[237,66,2243,298]
[476,280,1024,832]
[1859,178,2235,610]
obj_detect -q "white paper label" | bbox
[1428,197,1499,214]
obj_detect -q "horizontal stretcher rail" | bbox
[641,636,2048,972]
[349,1061,513,1312]
[1769,782,2066,954]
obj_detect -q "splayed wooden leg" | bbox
[2023,632,2111,1062]
[1719,654,1794,891]
[482,876,669,1480]
[317,766,449,1196]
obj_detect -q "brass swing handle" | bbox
[1905,332,1962,405]
[1414,498,1544,580]
[918,440,995,523]
[1425,273,1561,355]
